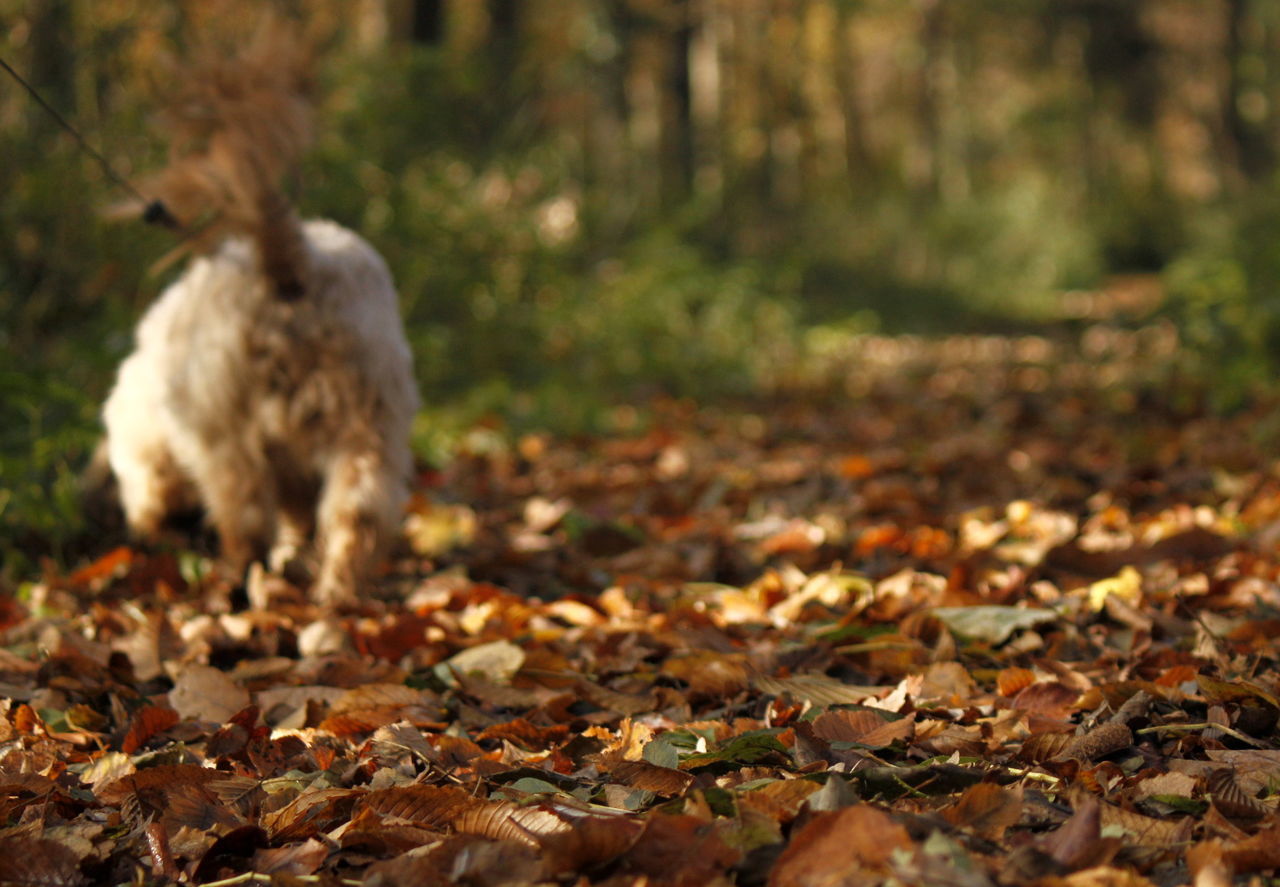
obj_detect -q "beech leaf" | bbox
[932,606,1057,645]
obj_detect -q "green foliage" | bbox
[0,366,100,578]
[1164,190,1280,408]
[795,178,1104,334]
[305,48,802,434]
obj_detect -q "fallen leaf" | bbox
[932,606,1057,645]
[769,804,912,887]
[168,665,250,724]
[441,639,526,684]
[1087,566,1143,612]
[942,782,1023,840]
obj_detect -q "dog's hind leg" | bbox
[313,449,404,605]
[268,464,319,577]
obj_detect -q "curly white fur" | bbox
[104,220,418,603]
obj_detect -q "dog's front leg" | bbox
[187,441,275,580]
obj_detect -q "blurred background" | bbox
[3,0,1280,566]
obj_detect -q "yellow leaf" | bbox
[1088,566,1142,612]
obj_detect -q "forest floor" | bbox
[5,321,1280,886]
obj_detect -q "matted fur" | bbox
[103,28,418,604]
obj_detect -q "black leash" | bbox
[0,53,180,230]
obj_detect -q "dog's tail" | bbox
[144,24,314,298]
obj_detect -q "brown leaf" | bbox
[1187,840,1232,887]
[1058,720,1133,762]
[1017,731,1074,764]
[365,723,434,769]
[573,678,658,716]
[942,782,1023,840]
[317,710,400,738]
[262,788,358,841]
[811,709,914,747]
[120,704,180,754]
[429,835,545,886]
[250,837,328,875]
[621,813,742,887]
[1098,802,1192,847]
[0,835,87,887]
[664,651,751,697]
[997,667,1037,697]
[752,673,881,707]
[475,717,570,750]
[1130,770,1196,801]
[96,764,225,806]
[536,804,646,871]
[1221,821,1280,873]
[610,759,696,796]
[0,772,56,798]
[737,778,823,823]
[768,805,912,887]
[207,776,265,816]
[205,722,250,760]
[1010,681,1082,719]
[1207,769,1267,821]
[1052,866,1161,887]
[339,822,444,856]
[360,852,450,887]
[12,704,43,735]
[455,672,546,708]
[1204,749,1280,796]
[160,781,242,832]
[361,784,477,826]
[168,664,250,724]
[436,733,487,766]
[68,546,134,588]
[1041,795,1120,871]
[191,826,269,885]
[330,682,431,714]
[455,801,567,846]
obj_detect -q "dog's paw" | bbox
[311,574,357,608]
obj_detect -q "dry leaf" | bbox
[168,664,250,724]
[250,837,328,875]
[942,782,1023,840]
[0,835,88,887]
[769,804,912,887]
[610,759,696,795]
[121,705,180,753]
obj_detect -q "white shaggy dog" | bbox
[102,31,418,604]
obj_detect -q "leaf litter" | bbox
[7,325,1280,884]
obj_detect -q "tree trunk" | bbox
[489,0,519,82]
[833,9,872,189]
[1224,0,1274,181]
[412,0,446,44]
[661,0,696,206]
[26,0,74,134]
[913,0,943,196]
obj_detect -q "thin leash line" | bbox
[0,53,149,204]
[0,52,181,230]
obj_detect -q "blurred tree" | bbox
[412,0,445,44]
[488,0,520,91]
[1223,0,1275,182]
[4,0,1280,446]
[24,0,73,132]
